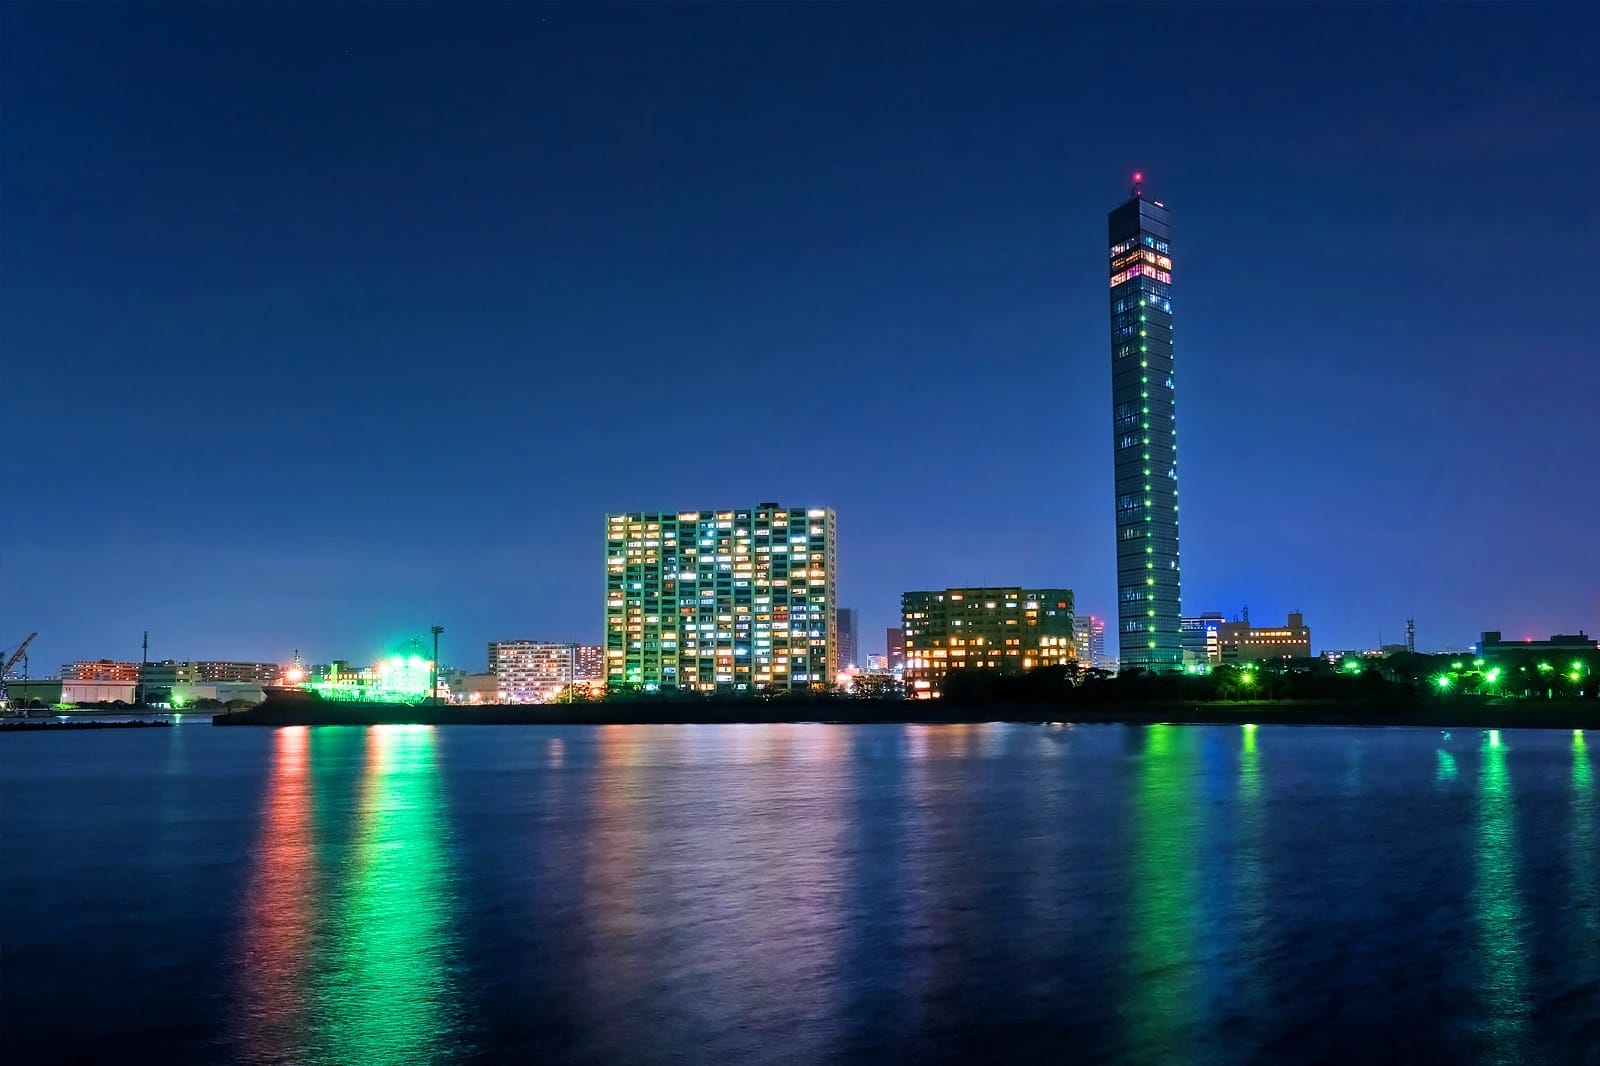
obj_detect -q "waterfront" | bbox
[2,722,1596,1063]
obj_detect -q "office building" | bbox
[489,640,604,703]
[1180,613,1225,664]
[902,587,1075,693]
[605,504,837,692]
[1108,179,1182,672]
[865,653,889,673]
[1073,615,1108,669]
[835,607,859,672]
[60,660,140,682]
[886,627,905,672]
[1219,613,1312,662]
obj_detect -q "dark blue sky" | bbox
[5,4,1598,670]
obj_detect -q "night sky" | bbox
[5,4,1597,671]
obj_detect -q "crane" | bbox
[3,632,37,678]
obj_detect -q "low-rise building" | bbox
[1219,613,1312,662]
[1478,631,1599,655]
[169,682,265,707]
[452,672,501,704]
[1180,613,1225,664]
[140,660,281,686]
[5,679,140,705]
[902,587,1075,695]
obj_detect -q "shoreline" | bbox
[214,697,1600,730]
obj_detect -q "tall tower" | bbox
[1108,175,1181,672]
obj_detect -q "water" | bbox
[2,722,1596,1064]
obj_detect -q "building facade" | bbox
[605,505,837,692]
[139,660,281,686]
[1218,613,1312,662]
[488,640,604,703]
[835,607,859,672]
[60,660,140,681]
[886,627,905,672]
[1073,615,1108,670]
[1478,631,1599,655]
[1108,182,1182,672]
[902,588,1075,693]
[1180,613,1225,664]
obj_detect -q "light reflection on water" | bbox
[234,725,464,1064]
[1474,730,1528,1064]
[3,722,1599,1064]
[1125,724,1199,1056]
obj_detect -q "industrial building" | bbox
[1478,631,1599,655]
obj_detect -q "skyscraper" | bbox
[605,504,837,693]
[1108,176,1182,672]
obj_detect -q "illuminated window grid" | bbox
[900,588,1076,691]
[605,505,836,693]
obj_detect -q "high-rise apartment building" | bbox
[488,640,604,702]
[605,505,837,692]
[834,607,859,672]
[1108,178,1182,672]
[901,588,1075,693]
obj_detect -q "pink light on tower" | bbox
[1131,170,1144,196]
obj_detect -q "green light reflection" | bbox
[318,726,460,1063]
[1234,724,1268,1020]
[1125,725,1199,1055]
[1474,730,1528,1062]
[1436,750,1458,783]
[1573,732,1595,952]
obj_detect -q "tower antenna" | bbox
[1131,171,1144,198]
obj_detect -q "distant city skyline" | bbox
[4,5,1597,667]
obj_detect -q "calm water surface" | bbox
[2,722,1596,1064]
